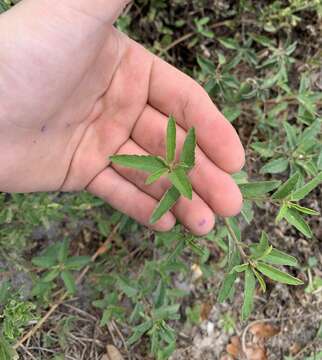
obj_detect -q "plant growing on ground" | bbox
[110,116,317,328]
[1,1,321,359]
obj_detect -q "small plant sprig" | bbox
[110,116,196,224]
[31,239,91,296]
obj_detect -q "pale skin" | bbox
[0,0,245,236]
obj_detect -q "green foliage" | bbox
[2,300,36,341]
[31,240,91,296]
[1,0,321,358]
[110,116,196,223]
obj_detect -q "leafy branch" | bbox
[110,116,196,224]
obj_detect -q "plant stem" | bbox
[224,218,249,262]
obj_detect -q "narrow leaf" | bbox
[65,256,91,270]
[218,273,237,303]
[260,158,289,174]
[291,172,322,201]
[289,203,320,216]
[110,155,166,173]
[252,232,273,260]
[239,181,281,199]
[32,256,57,269]
[168,167,192,199]
[275,203,288,223]
[232,263,249,273]
[180,128,196,169]
[42,269,60,283]
[262,249,298,267]
[127,320,153,346]
[253,268,266,293]
[145,168,168,185]
[61,271,76,294]
[58,239,69,263]
[283,208,313,238]
[242,267,256,320]
[150,186,180,224]
[256,262,303,285]
[166,116,176,163]
[272,172,300,199]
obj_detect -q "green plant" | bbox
[1,1,321,358]
[110,116,196,223]
[109,116,318,338]
[31,239,91,296]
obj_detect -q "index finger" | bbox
[148,56,245,174]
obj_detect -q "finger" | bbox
[87,167,175,232]
[113,140,215,236]
[148,55,245,173]
[132,105,243,217]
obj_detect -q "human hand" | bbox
[0,0,245,235]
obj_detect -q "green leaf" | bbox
[218,37,239,50]
[117,277,138,298]
[127,320,153,346]
[260,158,289,174]
[251,232,273,260]
[109,155,166,173]
[153,304,180,321]
[272,172,300,199]
[239,181,281,199]
[168,167,192,199]
[283,122,297,149]
[180,128,196,169]
[64,256,91,270]
[256,262,303,285]
[262,249,298,267]
[251,142,274,158]
[317,148,322,170]
[186,236,207,257]
[31,282,53,298]
[232,263,249,273]
[58,239,69,263]
[223,106,241,123]
[283,208,313,238]
[32,256,57,269]
[166,116,176,163]
[276,202,288,223]
[150,186,180,224]
[61,271,76,294]
[42,268,60,283]
[241,200,254,224]
[218,273,237,303]
[291,172,322,201]
[242,267,256,320]
[289,203,320,216]
[0,282,11,305]
[145,167,169,185]
[253,268,266,293]
[153,280,166,309]
[197,55,216,74]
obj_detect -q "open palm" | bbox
[0,0,245,235]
